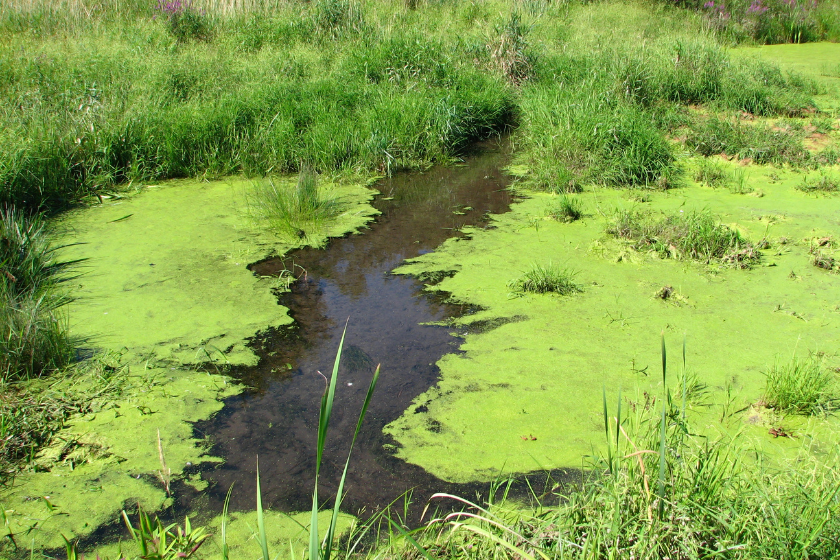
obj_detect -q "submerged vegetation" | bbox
[607,208,761,267]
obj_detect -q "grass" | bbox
[0,0,822,212]
[797,171,840,194]
[694,157,730,187]
[0,207,78,382]
[507,263,581,295]
[764,357,838,414]
[247,168,344,240]
[545,195,583,222]
[607,208,760,267]
[685,116,811,166]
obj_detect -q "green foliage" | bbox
[797,171,840,194]
[546,195,583,222]
[121,507,209,560]
[694,157,730,187]
[248,169,344,240]
[507,262,581,295]
[607,208,760,267]
[314,0,365,39]
[686,116,810,165]
[0,208,78,381]
[763,357,837,414]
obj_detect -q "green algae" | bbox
[0,366,238,551]
[57,176,378,367]
[0,175,378,553]
[385,164,840,483]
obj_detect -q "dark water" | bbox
[193,140,570,525]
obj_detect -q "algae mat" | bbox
[386,164,840,483]
[1,176,378,552]
[59,177,378,366]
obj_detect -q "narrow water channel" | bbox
[194,139,556,524]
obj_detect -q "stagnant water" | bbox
[192,140,567,525]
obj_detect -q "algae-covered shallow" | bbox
[382,41,840,482]
[0,175,378,553]
[386,161,840,482]
[58,176,378,366]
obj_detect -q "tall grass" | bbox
[0,207,78,381]
[0,0,819,211]
[388,339,840,559]
[763,356,837,414]
[248,168,344,240]
[607,208,760,267]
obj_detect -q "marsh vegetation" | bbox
[2,0,840,557]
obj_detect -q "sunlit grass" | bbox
[247,169,344,240]
[507,262,581,295]
[763,356,837,414]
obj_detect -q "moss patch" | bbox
[385,165,840,482]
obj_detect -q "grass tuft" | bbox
[248,168,344,240]
[797,172,840,194]
[607,208,760,267]
[545,195,583,222]
[507,262,581,295]
[763,357,837,414]
[1,207,78,381]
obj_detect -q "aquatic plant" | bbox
[248,168,344,240]
[607,208,760,267]
[507,262,581,295]
[545,195,583,222]
[763,356,837,414]
[797,172,840,194]
[0,207,78,381]
[694,157,730,187]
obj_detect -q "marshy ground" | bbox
[1,0,840,558]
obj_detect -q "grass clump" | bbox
[607,208,760,267]
[694,157,730,187]
[763,357,837,414]
[248,169,344,240]
[508,262,581,295]
[686,116,810,166]
[546,195,583,222]
[797,172,840,194]
[1,207,78,382]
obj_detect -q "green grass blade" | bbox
[386,517,435,560]
[256,459,270,560]
[602,386,612,474]
[658,333,667,521]
[323,364,381,560]
[311,323,349,560]
[221,483,234,560]
[681,333,687,422]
